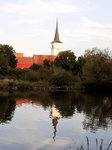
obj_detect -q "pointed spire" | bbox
[52,19,62,43]
[52,117,58,142]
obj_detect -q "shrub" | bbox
[30,64,41,71]
[0,66,9,75]
[54,51,77,71]
[9,68,29,79]
[49,70,74,86]
[24,70,39,82]
[16,81,33,90]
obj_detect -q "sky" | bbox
[0,0,112,57]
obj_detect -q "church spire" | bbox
[52,19,62,43]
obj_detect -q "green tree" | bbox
[77,56,86,75]
[49,70,74,86]
[30,64,41,71]
[54,51,77,72]
[82,48,112,88]
[0,44,17,68]
[0,53,9,74]
[43,59,52,69]
[0,53,8,67]
[84,47,110,59]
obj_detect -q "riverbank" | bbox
[0,79,83,91]
[1,78,112,92]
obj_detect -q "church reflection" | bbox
[0,91,112,141]
[50,104,62,141]
[16,98,62,141]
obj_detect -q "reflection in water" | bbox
[83,97,112,131]
[0,94,16,124]
[0,91,112,150]
[50,104,62,141]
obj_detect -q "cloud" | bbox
[0,0,82,15]
[83,18,112,29]
[24,29,51,37]
[62,28,112,42]
[0,0,84,26]
[11,19,38,25]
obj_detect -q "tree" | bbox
[54,51,77,72]
[49,70,74,86]
[43,59,52,69]
[81,48,112,88]
[84,47,111,59]
[30,64,41,71]
[0,53,9,74]
[0,53,8,67]
[77,56,86,75]
[0,44,17,68]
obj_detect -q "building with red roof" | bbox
[33,55,56,64]
[16,57,33,68]
[15,20,62,68]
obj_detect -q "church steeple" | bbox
[52,19,62,43]
[51,19,63,55]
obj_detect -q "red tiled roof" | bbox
[33,55,56,64]
[15,54,57,68]
[16,99,42,106]
[14,53,24,57]
[16,99,30,106]
[16,57,33,68]
[17,57,33,64]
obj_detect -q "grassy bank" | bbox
[0,48,112,91]
[0,79,81,91]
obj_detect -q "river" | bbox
[0,91,112,150]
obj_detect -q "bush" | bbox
[30,64,41,71]
[9,68,29,79]
[16,81,33,90]
[0,66,9,75]
[49,70,74,86]
[24,70,39,82]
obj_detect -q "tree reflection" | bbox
[0,93,16,123]
[49,92,112,131]
[83,97,112,131]
[2,91,112,132]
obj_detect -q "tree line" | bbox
[0,44,112,90]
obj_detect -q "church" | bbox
[14,20,63,68]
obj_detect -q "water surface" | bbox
[0,91,112,150]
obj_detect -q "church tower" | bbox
[51,19,63,56]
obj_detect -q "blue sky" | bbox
[0,0,112,56]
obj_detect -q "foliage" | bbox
[37,67,53,80]
[76,137,112,150]
[0,44,17,68]
[24,70,39,82]
[0,53,8,67]
[43,59,53,69]
[81,48,112,88]
[0,66,9,75]
[49,70,74,86]
[0,53,9,75]
[0,45,112,90]
[84,47,111,59]
[9,68,29,79]
[77,56,86,76]
[54,51,77,72]
[30,64,41,71]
